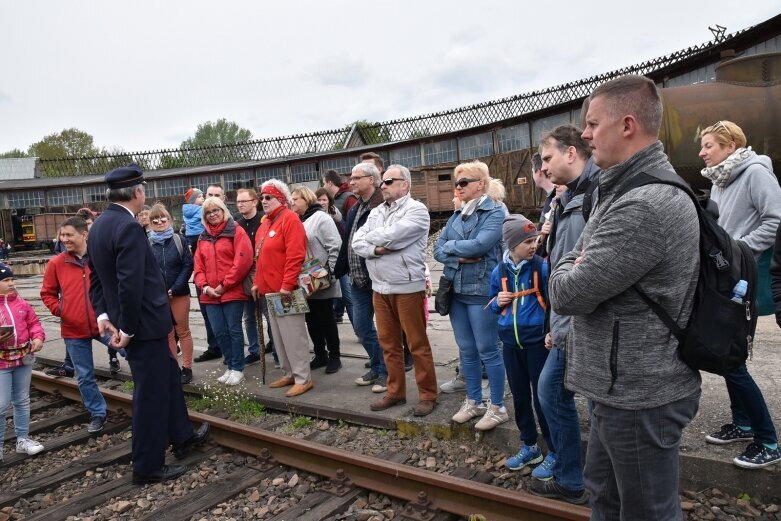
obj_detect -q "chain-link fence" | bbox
[39,26,745,178]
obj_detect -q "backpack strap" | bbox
[498,257,548,315]
[172,233,184,260]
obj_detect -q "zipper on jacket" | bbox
[608,320,619,394]
[513,270,523,348]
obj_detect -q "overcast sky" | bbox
[1,2,778,154]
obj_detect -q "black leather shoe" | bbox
[309,356,328,370]
[132,463,187,485]
[180,367,193,385]
[174,423,210,460]
[194,350,221,363]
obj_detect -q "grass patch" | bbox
[291,416,312,429]
[122,380,134,392]
[186,383,266,424]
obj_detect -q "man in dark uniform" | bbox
[88,164,209,484]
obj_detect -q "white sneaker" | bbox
[440,373,466,393]
[451,398,487,423]
[16,437,44,455]
[217,369,232,383]
[225,370,245,386]
[475,404,510,431]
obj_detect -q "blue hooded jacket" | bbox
[489,250,548,348]
[183,203,205,237]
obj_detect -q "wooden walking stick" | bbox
[255,297,266,385]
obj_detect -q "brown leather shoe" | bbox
[269,376,295,388]
[285,380,314,397]
[413,400,437,417]
[370,395,407,411]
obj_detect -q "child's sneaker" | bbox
[531,452,557,481]
[451,398,487,423]
[705,423,754,445]
[16,437,44,456]
[733,442,781,469]
[475,404,509,431]
[506,444,543,470]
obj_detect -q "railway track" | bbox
[11,371,591,521]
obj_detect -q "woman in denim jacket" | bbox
[434,160,507,430]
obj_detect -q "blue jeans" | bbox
[350,283,386,377]
[65,336,109,419]
[204,301,246,371]
[333,275,354,323]
[538,347,583,490]
[0,363,32,444]
[586,392,699,521]
[448,299,505,406]
[725,363,778,445]
[243,300,260,357]
[503,342,551,449]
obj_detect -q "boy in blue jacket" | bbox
[489,215,553,474]
[182,187,205,253]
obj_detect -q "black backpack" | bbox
[613,168,758,375]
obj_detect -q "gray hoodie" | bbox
[710,153,781,255]
[550,142,701,410]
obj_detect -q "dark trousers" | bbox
[502,342,551,449]
[126,337,193,475]
[305,298,340,359]
[586,392,700,521]
[725,363,778,445]
[373,292,438,401]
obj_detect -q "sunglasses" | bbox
[381,177,405,186]
[205,208,223,216]
[455,178,480,188]
[261,195,276,202]
[151,218,169,224]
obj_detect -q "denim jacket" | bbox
[434,196,504,296]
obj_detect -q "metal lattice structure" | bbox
[38,26,747,178]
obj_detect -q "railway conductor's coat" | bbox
[88,180,194,477]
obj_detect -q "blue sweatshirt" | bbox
[489,250,548,348]
[183,203,204,237]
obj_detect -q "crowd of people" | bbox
[1,73,780,519]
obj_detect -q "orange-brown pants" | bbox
[373,291,438,401]
[167,295,193,369]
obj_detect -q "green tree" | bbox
[0,148,28,159]
[180,118,253,149]
[28,128,101,159]
[352,119,391,145]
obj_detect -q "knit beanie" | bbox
[0,263,13,282]
[184,188,203,204]
[502,215,540,251]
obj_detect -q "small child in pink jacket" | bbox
[0,263,46,462]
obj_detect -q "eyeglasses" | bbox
[381,178,405,186]
[349,175,372,181]
[205,208,223,216]
[455,178,480,188]
[151,218,169,224]
[261,195,276,201]
[236,199,256,204]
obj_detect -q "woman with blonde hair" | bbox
[434,160,507,431]
[292,186,343,373]
[698,120,781,468]
[148,204,195,383]
[252,179,313,397]
[193,197,253,386]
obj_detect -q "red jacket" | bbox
[0,293,45,369]
[194,219,253,304]
[254,207,306,294]
[40,252,100,339]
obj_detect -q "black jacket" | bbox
[334,188,383,279]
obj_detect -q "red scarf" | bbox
[205,220,228,237]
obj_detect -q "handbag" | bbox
[434,275,454,316]
[298,242,332,297]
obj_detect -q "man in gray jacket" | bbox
[352,165,438,417]
[549,75,701,520]
[529,125,599,503]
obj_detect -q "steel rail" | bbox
[32,371,589,521]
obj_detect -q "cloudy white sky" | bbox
[1,2,778,154]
